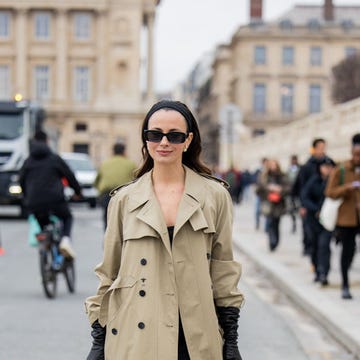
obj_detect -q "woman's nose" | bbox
[159,135,169,145]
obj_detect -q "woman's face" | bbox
[268,160,278,172]
[146,109,193,166]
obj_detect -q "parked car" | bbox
[61,152,98,208]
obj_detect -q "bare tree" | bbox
[332,54,360,104]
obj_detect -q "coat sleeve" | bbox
[325,165,350,199]
[300,176,319,212]
[210,186,244,308]
[85,195,123,326]
[55,155,82,195]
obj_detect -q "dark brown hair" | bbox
[135,100,211,178]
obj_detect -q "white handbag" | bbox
[319,197,343,231]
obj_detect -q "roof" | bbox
[276,5,360,26]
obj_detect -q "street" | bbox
[0,205,351,359]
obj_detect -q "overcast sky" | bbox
[154,0,360,92]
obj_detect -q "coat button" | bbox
[206,253,211,260]
[138,322,145,329]
[111,328,118,335]
[140,258,147,265]
[139,290,146,297]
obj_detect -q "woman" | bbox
[325,133,360,299]
[301,156,335,285]
[257,159,289,251]
[85,100,244,359]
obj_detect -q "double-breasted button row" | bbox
[112,323,145,333]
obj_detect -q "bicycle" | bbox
[35,215,75,299]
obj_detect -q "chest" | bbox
[155,187,184,226]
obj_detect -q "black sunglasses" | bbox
[144,130,188,144]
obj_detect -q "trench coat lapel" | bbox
[128,172,172,256]
[174,167,208,235]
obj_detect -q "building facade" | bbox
[0,0,160,165]
[179,0,360,169]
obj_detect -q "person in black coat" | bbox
[19,130,82,258]
[293,138,327,256]
[301,156,335,285]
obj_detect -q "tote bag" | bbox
[28,214,41,247]
[319,197,343,231]
[319,164,345,232]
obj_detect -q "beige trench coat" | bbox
[85,166,244,360]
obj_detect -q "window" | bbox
[254,46,266,65]
[34,65,50,100]
[253,83,266,113]
[310,46,322,66]
[307,19,320,31]
[74,13,91,40]
[309,84,321,113]
[74,66,90,103]
[341,19,354,31]
[279,19,293,31]
[34,12,51,39]
[0,11,10,38]
[345,47,357,58]
[73,143,89,154]
[281,84,294,115]
[0,65,10,99]
[75,122,87,131]
[282,46,294,65]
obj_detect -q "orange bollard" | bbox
[0,232,4,255]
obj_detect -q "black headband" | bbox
[145,100,194,132]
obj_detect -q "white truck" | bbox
[0,99,54,216]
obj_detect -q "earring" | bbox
[183,147,187,153]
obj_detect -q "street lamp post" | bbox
[219,103,242,170]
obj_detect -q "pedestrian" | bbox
[254,157,269,230]
[85,100,244,360]
[19,130,81,259]
[224,166,242,203]
[325,133,360,299]
[256,159,289,251]
[94,142,137,230]
[287,154,301,233]
[301,156,336,285]
[294,138,327,256]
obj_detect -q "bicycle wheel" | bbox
[63,259,75,293]
[39,248,57,299]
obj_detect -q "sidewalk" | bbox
[232,194,360,358]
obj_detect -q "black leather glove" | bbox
[87,320,106,360]
[217,306,242,360]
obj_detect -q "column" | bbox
[15,9,27,97]
[96,10,107,104]
[145,11,155,101]
[55,9,68,104]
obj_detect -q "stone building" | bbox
[0,0,160,165]
[183,0,360,169]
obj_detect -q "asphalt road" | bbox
[0,204,323,359]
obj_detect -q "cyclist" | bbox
[19,130,82,259]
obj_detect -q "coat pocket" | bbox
[99,276,138,325]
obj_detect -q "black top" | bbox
[168,226,174,246]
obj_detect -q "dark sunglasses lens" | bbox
[167,132,186,144]
[146,131,162,142]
